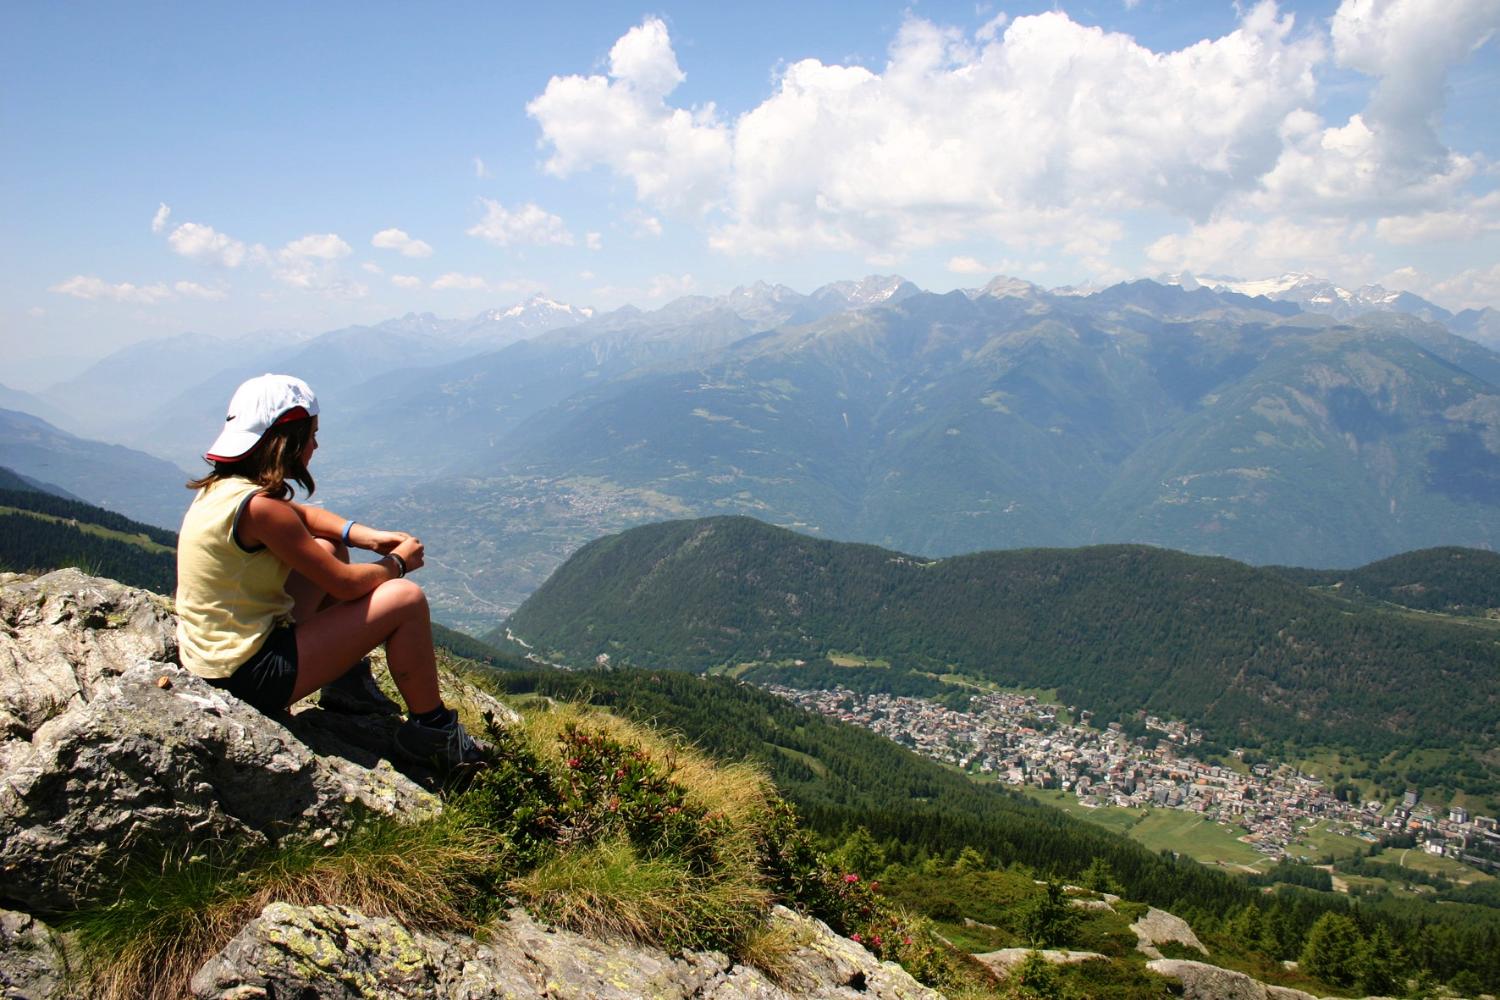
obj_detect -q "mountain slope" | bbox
[499,516,1500,764]
[0,409,193,530]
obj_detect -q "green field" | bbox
[1017,787,1268,870]
[826,652,891,667]
[1384,847,1494,884]
[1278,822,1372,863]
[0,505,174,555]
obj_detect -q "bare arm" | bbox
[289,502,413,554]
[241,495,423,602]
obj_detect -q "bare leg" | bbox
[289,578,441,713]
[286,538,346,622]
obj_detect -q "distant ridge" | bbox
[0,464,81,501]
[500,516,1500,794]
[0,409,192,531]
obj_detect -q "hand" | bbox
[393,536,425,574]
[365,529,412,555]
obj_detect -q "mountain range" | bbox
[16,274,1500,627]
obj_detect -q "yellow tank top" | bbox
[175,478,294,678]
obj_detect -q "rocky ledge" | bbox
[0,570,940,1000]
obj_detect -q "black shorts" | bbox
[207,624,299,713]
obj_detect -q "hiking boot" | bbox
[318,658,401,716]
[393,708,490,773]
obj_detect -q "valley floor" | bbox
[764,683,1500,881]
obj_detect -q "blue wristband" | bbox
[341,520,355,546]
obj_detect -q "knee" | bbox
[376,577,428,618]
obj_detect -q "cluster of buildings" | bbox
[764,684,1500,869]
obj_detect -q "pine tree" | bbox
[1020,882,1079,949]
[1357,923,1406,996]
[1003,950,1067,1000]
[1299,912,1364,988]
[834,826,885,879]
[1229,902,1263,947]
[1081,856,1122,895]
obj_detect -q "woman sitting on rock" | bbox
[175,373,486,774]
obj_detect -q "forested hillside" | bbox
[499,516,1500,791]
[0,486,177,593]
[475,662,1500,994]
[1273,546,1500,615]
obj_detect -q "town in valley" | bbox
[765,684,1500,874]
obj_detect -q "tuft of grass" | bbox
[737,915,818,990]
[463,700,779,953]
[67,808,497,1000]
[509,837,771,952]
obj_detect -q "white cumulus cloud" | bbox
[467,199,574,247]
[530,7,1324,258]
[1376,191,1500,245]
[49,275,174,304]
[391,274,423,289]
[151,203,171,234]
[280,233,352,260]
[527,16,732,216]
[372,227,434,258]
[1252,0,1497,215]
[432,272,489,291]
[167,222,254,267]
[173,281,226,300]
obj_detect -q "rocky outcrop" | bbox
[0,571,439,915]
[1132,905,1208,959]
[973,948,1106,974]
[1147,959,1318,1000]
[191,903,942,1000]
[0,908,64,1000]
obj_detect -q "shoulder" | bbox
[244,490,296,521]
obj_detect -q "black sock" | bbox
[412,703,450,726]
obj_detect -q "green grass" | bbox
[1383,847,1495,883]
[827,652,891,667]
[1280,822,1377,863]
[766,741,830,778]
[0,505,175,554]
[1015,788,1267,869]
[65,807,494,1000]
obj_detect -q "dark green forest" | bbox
[1272,545,1500,615]
[0,487,177,593]
[499,516,1500,796]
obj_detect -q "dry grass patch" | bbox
[69,810,497,1000]
[509,838,771,952]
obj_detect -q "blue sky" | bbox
[4,1,1498,385]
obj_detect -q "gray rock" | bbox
[1147,958,1319,1000]
[191,902,945,1000]
[1132,906,1208,959]
[0,909,64,1000]
[0,572,438,915]
[0,568,176,747]
[973,948,1107,974]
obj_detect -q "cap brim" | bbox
[204,427,264,463]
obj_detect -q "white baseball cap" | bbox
[205,374,320,462]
